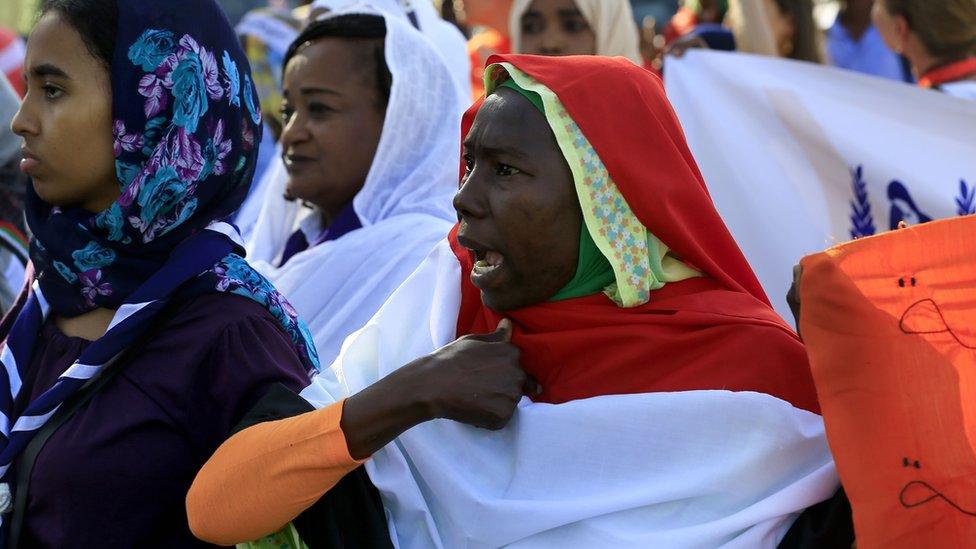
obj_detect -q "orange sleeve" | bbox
[186,400,363,545]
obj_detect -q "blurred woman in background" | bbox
[509,0,642,64]
[872,0,976,99]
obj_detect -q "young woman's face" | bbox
[454,87,582,312]
[280,37,386,221]
[518,0,597,57]
[12,12,119,213]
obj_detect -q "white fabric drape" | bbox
[300,240,839,548]
[311,0,472,103]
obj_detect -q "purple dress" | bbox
[9,293,310,547]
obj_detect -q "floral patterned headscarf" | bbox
[17,0,319,367]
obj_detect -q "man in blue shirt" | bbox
[827,0,911,82]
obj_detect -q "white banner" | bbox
[666,51,976,321]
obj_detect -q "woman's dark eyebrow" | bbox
[30,63,71,80]
[300,87,341,96]
[558,8,584,17]
[463,139,533,162]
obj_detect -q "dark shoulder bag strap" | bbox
[6,301,181,548]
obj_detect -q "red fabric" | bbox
[918,57,976,89]
[663,7,699,45]
[451,55,820,413]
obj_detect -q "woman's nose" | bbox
[11,99,37,139]
[453,168,488,220]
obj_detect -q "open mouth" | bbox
[472,248,505,276]
[458,235,507,289]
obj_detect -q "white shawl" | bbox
[300,240,840,548]
[311,0,472,103]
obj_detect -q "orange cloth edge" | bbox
[798,216,976,546]
[186,399,363,545]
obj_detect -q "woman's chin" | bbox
[32,181,70,206]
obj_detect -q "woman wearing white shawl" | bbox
[245,0,470,260]
[248,5,462,369]
[509,0,642,64]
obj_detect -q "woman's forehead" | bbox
[284,38,380,92]
[467,90,560,159]
[468,92,536,144]
[25,13,102,79]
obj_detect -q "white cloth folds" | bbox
[665,50,976,321]
[301,240,839,548]
[311,0,471,102]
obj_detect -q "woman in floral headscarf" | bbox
[2,0,318,545]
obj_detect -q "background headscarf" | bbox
[452,54,817,409]
[509,0,642,65]
[248,4,461,367]
[311,0,471,103]
[0,0,319,510]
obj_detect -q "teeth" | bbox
[485,251,503,267]
[473,258,501,275]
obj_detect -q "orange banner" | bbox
[800,216,976,547]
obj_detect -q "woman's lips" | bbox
[20,156,40,175]
[283,155,315,172]
[20,149,40,174]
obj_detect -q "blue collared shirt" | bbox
[827,20,910,82]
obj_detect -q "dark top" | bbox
[11,293,310,548]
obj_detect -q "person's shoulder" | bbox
[163,292,283,338]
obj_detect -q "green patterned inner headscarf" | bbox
[488,64,702,307]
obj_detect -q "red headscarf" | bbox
[450,54,819,413]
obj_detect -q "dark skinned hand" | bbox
[414,319,537,429]
[342,319,537,459]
